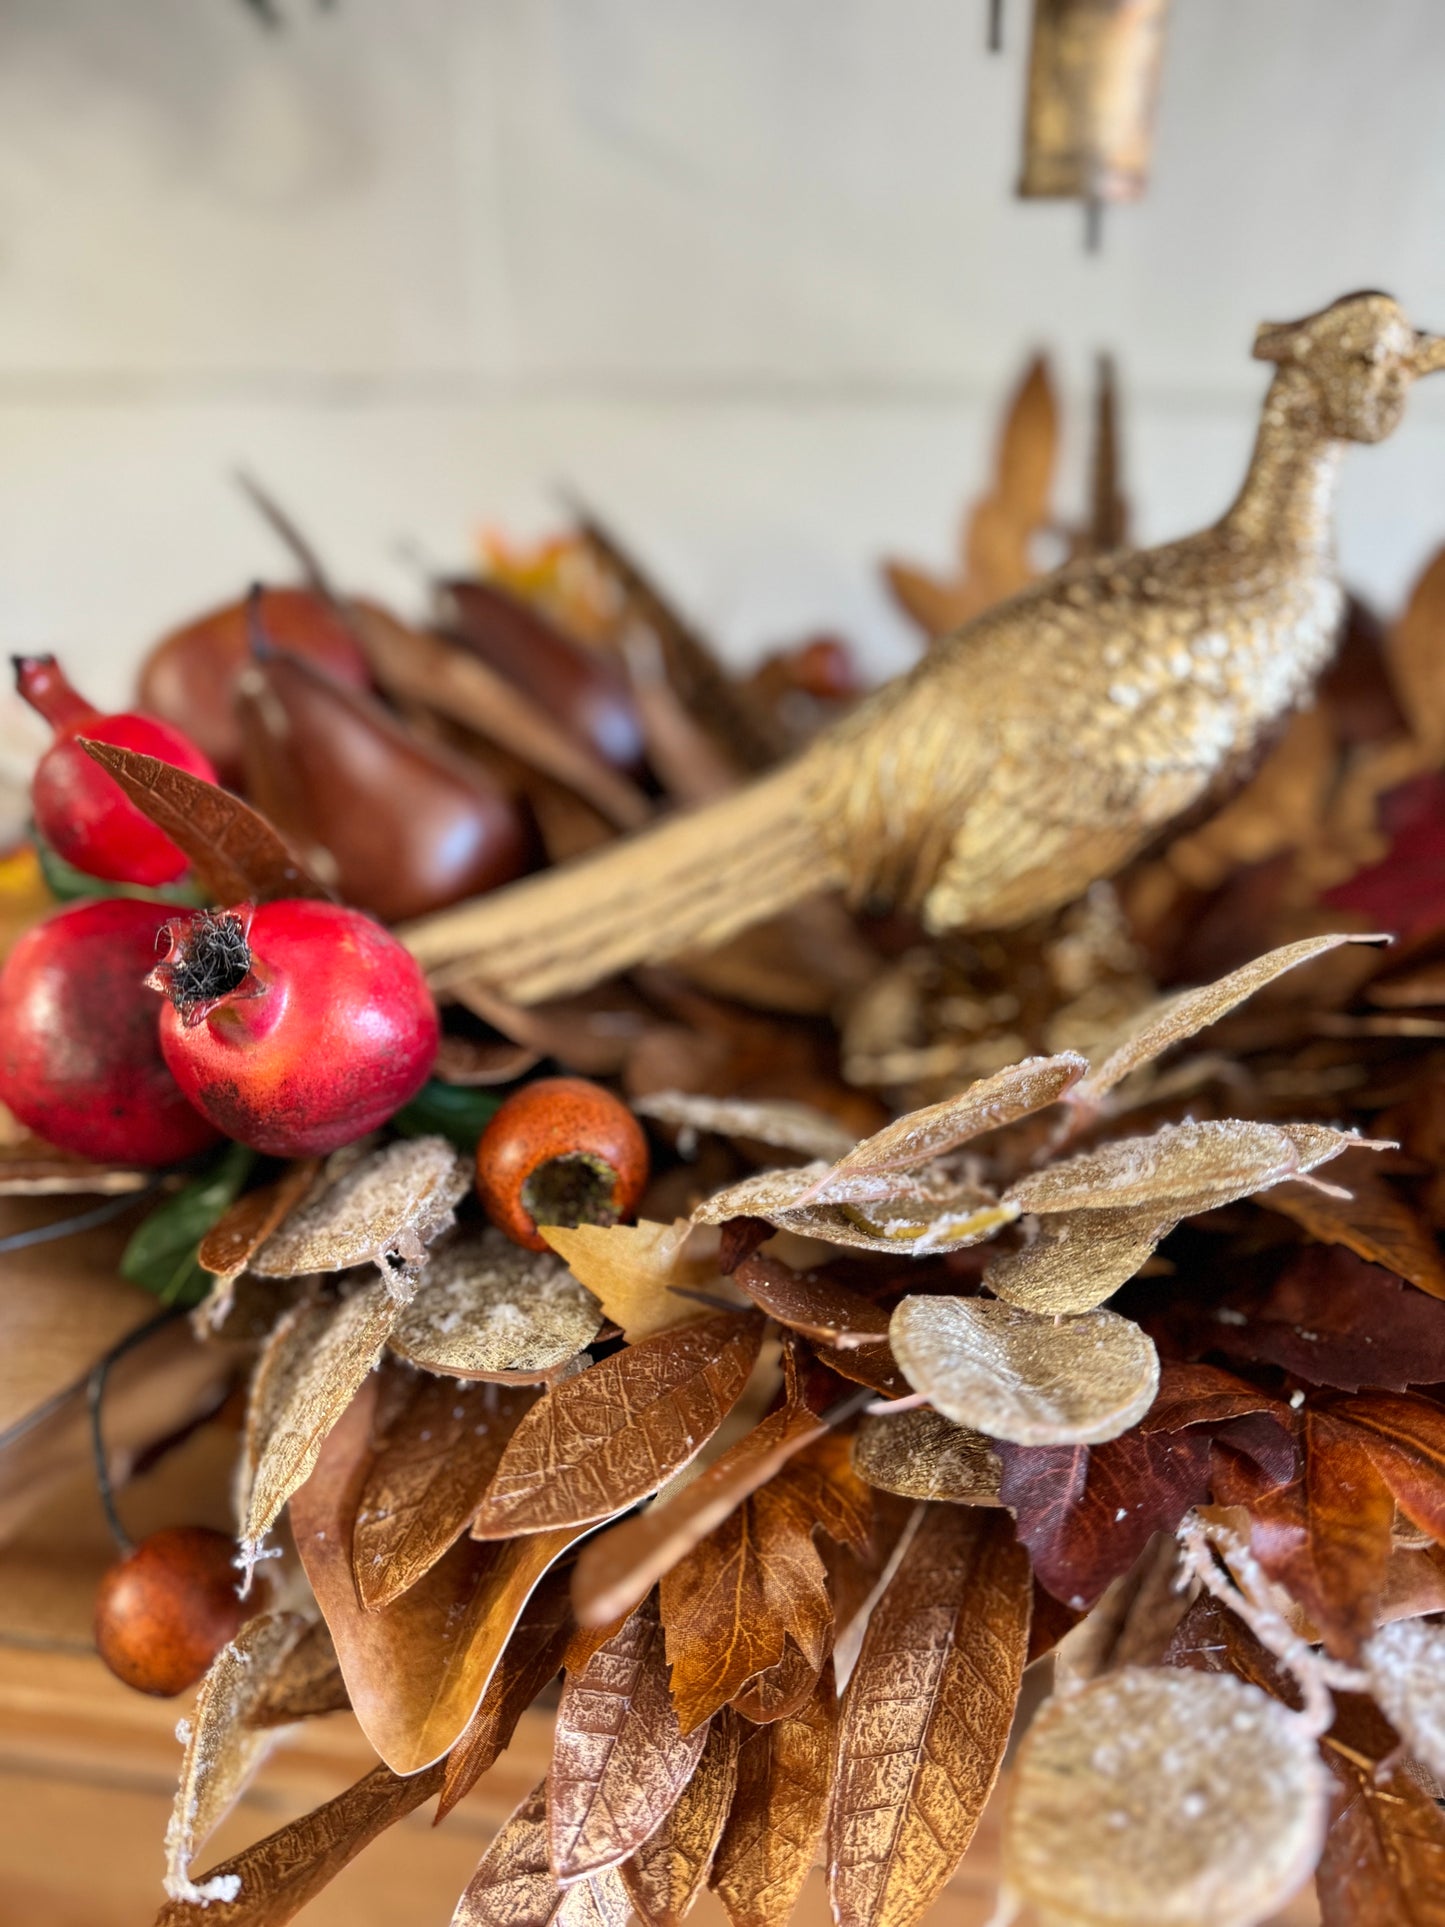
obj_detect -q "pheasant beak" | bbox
[1412,332,1445,377]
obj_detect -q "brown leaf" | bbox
[195,1160,322,1331]
[571,1401,831,1629]
[354,1376,534,1609]
[889,1296,1159,1445]
[620,1712,739,1926]
[292,1379,584,1773]
[540,1219,721,1343]
[164,1612,308,1903]
[1317,1691,1445,1927]
[251,1138,470,1282]
[1002,1668,1329,1927]
[827,1506,1030,1927]
[632,1090,857,1161]
[387,1227,601,1381]
[1387,538,1445,751]
[470,1311,764,1538]
[152,1760,445,1927]
[1262,1162,1445,1300]
[730,1252,889,1348]
[78,738,329,904]
[851,1407,1003,1505]
[1324,1390,1445,1542]
[1139,1359,1291,1435]
[549,1594,711,1883]
[711,1664,838,1927]
[727,1642,822,1724]
[244,1617,349,1729]
[452,1779,629,1927]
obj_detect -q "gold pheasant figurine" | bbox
[405,293,1445,1004]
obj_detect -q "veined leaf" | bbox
[711,1664,837,1927]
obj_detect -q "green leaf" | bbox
[32,831,207,907]
[120,1143,256,1308]
[392,1080,501,1153]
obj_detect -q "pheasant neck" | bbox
[1223,366,1344,562]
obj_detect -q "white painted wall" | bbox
[1,0,1444,727]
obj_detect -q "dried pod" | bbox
[236,644,532,921]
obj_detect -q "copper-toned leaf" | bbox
[730,1252,889,1348]
[549,1594,711,1883]
[851,1407,1002,1505]
[237,1285,402,1575]
[78,737,329,904]
[632,1091,857,1161]
[827,1506,1030,1927]
[540,1220,721,1343]
[571,1401,830,1629]
[195,1160,322,1330]
[354,1376,534,1609]
[1002,1668,1329,1927]
[983,1202,1173,1315]
[1139,1359,1289,1435]
[1073,933,1385,1107]
[1004,1118,1345,1217]
[995,1429,1211,1609]
[1324,1390,1445,1542]
[711,1664,837,1927]
[292,1380,584,1773]
[452,1779,629,1927]
[890,1296,1160,1445]
[251,1138,469,1282]
[388,1228,602,1381]
[153,1760,445,1927]
[1317,1700,1445,1927]
[164,1612,308,1903]
[244,1616,349,1729]
[1262,1162,1445,1300]
[470,1312,764,1538]
[620,1712,739,1927]
[727,1642,821,1724]
[1387,539,1445,750]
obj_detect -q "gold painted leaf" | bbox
[693,1164,1016,1256]
[195,1160,323,1331]
[388,1227,602,1380]
[453,1780,629,1927]
[541,1219,722,1343]
[292,1379,584,1774]
[889,1296,1159,1446]
[251,1138,469,1282]
[548,1594,711,1883]
[711,1664,838,1927]
[827,1506,1030,1927]
[983,1204,1173,1316]
[851,1407,1003,1505]
[354,1376,534,1610]
[632,1090,857,1161]
[1002,1668,1329,1927]
[470,1312,764,1539]
[164,1612,308,1904]
[728,1642,822,1725]
[621,1712,739,1927]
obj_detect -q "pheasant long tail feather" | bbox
[399,759,839,1005]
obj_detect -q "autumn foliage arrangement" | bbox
[7,369,1445,1927]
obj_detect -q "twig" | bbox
[87,1307,184,1556]
[0,1184,158,1256]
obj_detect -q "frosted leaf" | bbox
[251,1137,470,1284]
[1364,1618,1445,1779]
[541,1218,724,1342]
[163,1611,308,1903]
[388,1226,602,1380]
[889,1296,1159,1446]
[632,1090,858,1161]
[852,1406,1003,1504]
[693,1163,1017,1256]
[1006,1120,1309,1217]
[1003,1668,1329,1926]
[984,1205,1175,1315]
[691,1162,832,1225]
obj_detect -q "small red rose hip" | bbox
[149,899,440,1156]
[476,1075,649,1252]
[0,898,221,1165]
[94,1526,252,1697]
[16,655,217,885]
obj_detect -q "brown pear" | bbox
[236,647,534,923]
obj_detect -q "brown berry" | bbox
[94,1526,251,1697]
[476,1075,649,1252]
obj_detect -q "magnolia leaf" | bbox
[164,1612,309,1903]
[77,738,329,904]
[1262,1162,1445,1300]
[238,1285,403,1575]
[354,1376,535,1610]
[541,1219,722,1343]
[292,1380,585,1774]
[890,1296,1160,1446]
[195,1160,322,1331]
[1002,1669,1329,1927]
[470,1312,764,1539]
[730,1252,890,1347]
[711,1664,838,1927]
[452,1779,629,1927]
[387,1227,601,1380]
[827,1506,1030,1927]
[153,1760,446,1927]
[851,1407,1003,1505]
[571,1401,830,1629]
[633,1090,857,1161]
[1073,933,1385,1106]
[620,1712,739,1927]
[549,1594,711,1883]
[436,1564,575,1822]
[1004,1118,1340,1218]
[692,1164,1017,1256]
[250,1138,469,1283]
[983,1203,1174,1315]
[1363,1618,1445,1781]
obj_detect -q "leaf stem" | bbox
[87,1306,183,1557]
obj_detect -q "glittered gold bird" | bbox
[405,293,1445,1004]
